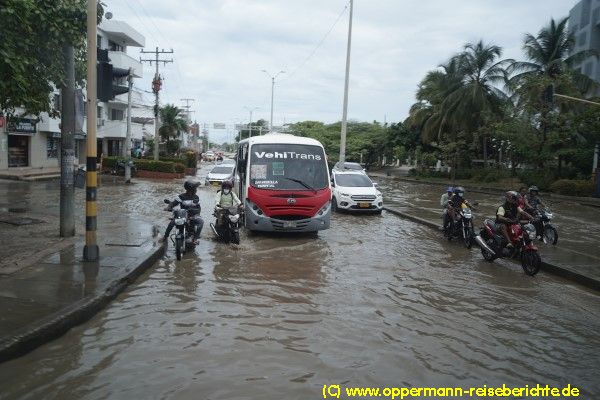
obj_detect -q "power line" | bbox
[286,2,349,79]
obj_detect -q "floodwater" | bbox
[0,167,599,399]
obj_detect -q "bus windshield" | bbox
[249,144,328,191]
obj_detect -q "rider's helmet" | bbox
[221,180,233,191]
[505,191,518,203]
[453,186,465,197]
[528,185,539,195]
[446,186,454,193]
[184,179,200,192]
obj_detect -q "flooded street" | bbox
[1,167,599,399]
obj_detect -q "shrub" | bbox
[133,159,185,173]
[173,163,185,173]
[184,151,197,168]
[549,179,594,197]
[517,169,555,191]
[471,168,510,183]
[102,156,118,168]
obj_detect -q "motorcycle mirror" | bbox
[163,199,170,204]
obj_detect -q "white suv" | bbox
[331,171,383,213]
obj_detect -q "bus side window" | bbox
[237,144,248,176]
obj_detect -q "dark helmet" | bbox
[505,190,518,203]
[221,180,233,190]
[446,186,454,193]
[184,180,200,192]
[453,186,465,197]
[529,185,539,194]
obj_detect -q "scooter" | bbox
[476,219,541,276]
[164,198,200,260]
[210,205,242,244]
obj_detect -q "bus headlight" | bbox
[316,201,331,217]
[246,200,264,216]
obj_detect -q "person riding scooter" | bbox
[495,191,533,248]
[527,186,546,211]
[214,180,242,228]
[441,186,453,231]
[445,187,475,233]
[162,180,204,244]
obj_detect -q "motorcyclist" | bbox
[495,191,533,248]
[162,180,204,244]
[445,187,475,234]
[518,186,532,210]
[527,186,546,211]
[214,180,242,228]
[441,186,453,231]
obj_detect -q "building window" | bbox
[581,0,591,28]
[47,136,59,158]
[578,31,587,47]
[108,40,123,52]
[110,108,124,121]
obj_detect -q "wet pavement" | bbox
[0,166,599,399]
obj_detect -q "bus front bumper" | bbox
[244,202,331,232]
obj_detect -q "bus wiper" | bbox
[284,177,317,193]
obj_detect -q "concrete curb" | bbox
[0,242,166,363]
[383,206,600,292]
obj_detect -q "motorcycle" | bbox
[163,198,200,260]
[445,203,475,248]
[210,205,242,244]
[476,219,541,276]
[532,208,558,245]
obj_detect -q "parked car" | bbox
[332,161,366,174]
[204,151,216,161]
[205,164,236,187]
[331,170,382,213]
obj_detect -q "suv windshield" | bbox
[335,173,373,187]
[250,144,328,190]
[210,167,233,174]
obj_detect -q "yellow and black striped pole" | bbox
[84,0,99,261]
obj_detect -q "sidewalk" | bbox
[0,166,61,181]
[0,215,165,362]
[383,206,600,292]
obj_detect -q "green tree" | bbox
[0,0,103,116]
[159,104,188,154]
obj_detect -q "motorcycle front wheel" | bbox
[480,235,497,262]
[521,250,541,276]
[175,237,183,261]
[464,227,473,249]
[543,225,558,245]
[232,230,240,245]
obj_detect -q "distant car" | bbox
[204,151,216,161]
[331,170,382,213]
[205,164,236,187]
[332,161,366,174]
[221,159,236,166]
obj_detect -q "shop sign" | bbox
[8,118,37,134]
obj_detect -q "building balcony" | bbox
[108,51,143,78]
[99,20,145,48]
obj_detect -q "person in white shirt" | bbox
[214,180,242,228]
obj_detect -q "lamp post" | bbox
[244,106,259,138]
[339,0,354,163]
[262,70,285,132]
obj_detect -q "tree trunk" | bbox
[483,136,488,168]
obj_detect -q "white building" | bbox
[568,0,600,89]
[0,19,150,172]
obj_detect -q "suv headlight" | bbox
[339,192,350,197]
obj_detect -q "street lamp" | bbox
[244,106,259,138]
[262,69,285,132]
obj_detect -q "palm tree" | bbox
[159,104,188,152]
[509,17,598,91]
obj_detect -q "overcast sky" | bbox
[105,0,576,143]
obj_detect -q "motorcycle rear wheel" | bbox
[521,250,541,276]
[480,236,497,262]
[543,226,558,245]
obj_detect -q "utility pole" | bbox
[244,106,259,138]
[140,47,173,160]
[180,98,194,147]
[339,0,354,163]
[124,69,133,183]
[60,44,75,237]
[84,0,99,261]
[262,70,285,132]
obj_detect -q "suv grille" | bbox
[351,195,376,201]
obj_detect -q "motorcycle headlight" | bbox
[229,214,240,223]
[174,217,186,225]
[545,212,553,219]
[462,209,472,218]
[524,223,536,238]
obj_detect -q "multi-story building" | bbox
[568,0,600,86]
[0,19,150,172]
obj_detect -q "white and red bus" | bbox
[236,134,331,232]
